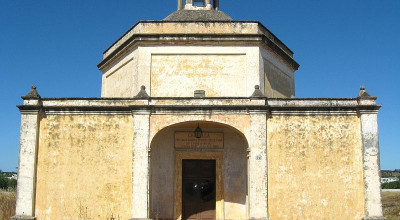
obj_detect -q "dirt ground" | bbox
[0,190,16,220]
[383,191,400,220]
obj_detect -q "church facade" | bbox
[13,1,385,220]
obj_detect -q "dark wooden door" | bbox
[182,159,216,220]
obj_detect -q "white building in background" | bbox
[381,177,399,183]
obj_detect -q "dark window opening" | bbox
[193,0,205,7]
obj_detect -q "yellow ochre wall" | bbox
[267,115,365,220]
[150,54,246,97]
[35,115,133,220]
[33,113,366,220]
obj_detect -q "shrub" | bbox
[0,176,8,189]
[7,179,17,190]
[382,180,400,189]
[0,174,17,191]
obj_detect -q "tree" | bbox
[0,175,8,189]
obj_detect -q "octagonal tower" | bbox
[98,0,299,98]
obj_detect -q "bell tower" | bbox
[178,0,219,10]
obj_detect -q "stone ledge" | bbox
[363,217,387,220]
[10,216,36,220]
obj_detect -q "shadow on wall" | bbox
[149,121,249,219]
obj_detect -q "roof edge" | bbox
[102,20,293,56]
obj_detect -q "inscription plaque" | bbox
[175,132,224,149]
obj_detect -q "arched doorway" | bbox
[150,121,249,220]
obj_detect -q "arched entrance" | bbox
[150,121,249,220]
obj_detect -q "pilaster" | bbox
[357,87,386,220]
[248,110,269,220]
[360,112,386,220]
[13,86,41,220]
[130,109,151,220]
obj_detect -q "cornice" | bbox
[17,103,382,116]
[97,33,299,70]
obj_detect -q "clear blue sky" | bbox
[0,0,399,172]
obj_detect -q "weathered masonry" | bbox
[13,1,386,220]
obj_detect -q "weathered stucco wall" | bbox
[151,54,246,97]
[267,115,365,220]
[260,47,295,98]
[35,115,133,220]
[144,46,260,98]
[102,47,138,97]
[101,45,273,98]
[150,114,251,141]
[100,43,297,98]
[264,59,293,98]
